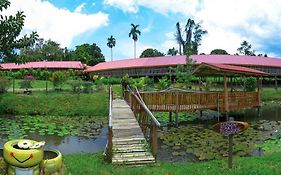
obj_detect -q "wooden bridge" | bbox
[106,87,160,165]
[106,86,261,165]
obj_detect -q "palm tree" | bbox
[107,35,116,61]
[175,22,184,55]
[129,24,141,58]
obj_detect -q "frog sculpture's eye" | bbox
[18,140,33,149]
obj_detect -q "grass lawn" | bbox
[261,87,281,101]
[0,92,108,116]
[63,152,281,175]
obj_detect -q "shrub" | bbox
[51,71,69,90]
[19,75,33,90]
[133,77,153,90]
[68,80,82,93]
[155,76,171,90]
[0,76,10,93]
[244,77,257,91]
[83,81,94,93]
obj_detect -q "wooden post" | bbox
[107,126,113,163]
[151,123,158,159]
[275,75,278,90]
[228,134,234,168]
[224,74,229,120]
[176,93,179,127]
[175,112,179,127]
[257,77,261,106]
[45,78,48,95]
[230,77,233,92]
[12,78,15,94]
[169,112,172,123]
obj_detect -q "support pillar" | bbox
[175,112,179,127]
[169,112,172,123]
[275,75,278,90]
[224,74,229,121]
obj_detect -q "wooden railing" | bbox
[124,88,161,159]
[126,91,259,113]
[106,85,113,162]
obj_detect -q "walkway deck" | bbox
[111,99,155,165]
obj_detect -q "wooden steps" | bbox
[110,99,155,165]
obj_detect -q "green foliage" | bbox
[133,77,153,90]
[155,76,171,90]
[20,39,65,62]
[129,24,141,42]
[261,88,281,101]
[244,77,257,91]
[140,48,164,58]
[68,79,82,93]
[51,71,69,90]
[19,79,32,90]
[68,43,105,66]
[0,93,108,116]
[210,49,229,55]
[83,81,94,93]
[0,0,38,63]
[174,57,195,88]
[0,75,10,93]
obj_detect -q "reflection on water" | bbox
[0,127,107,154]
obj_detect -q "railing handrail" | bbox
[134,87,161,127]
[109,85,112,128]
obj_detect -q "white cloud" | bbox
[105,0,281,56]
[4,0,109,47]
[103,0,201,15]
[103,0,138,13]
[74,3,86,13]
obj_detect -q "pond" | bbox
[0,116,107,154]
[157,102,281,162]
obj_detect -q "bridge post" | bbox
[169,112,172,123]
[150,123,158,160]
[106,126,113,163]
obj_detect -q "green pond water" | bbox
[0,102,281,162]
[0,116,107,154]
[157,102,281,162]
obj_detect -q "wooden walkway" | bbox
[111,99,155,165]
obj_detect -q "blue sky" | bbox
[7,0,281,60]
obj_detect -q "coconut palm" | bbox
[107,35,116,61]
[129,24,141,58]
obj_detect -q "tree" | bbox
[107,35,116,61]
[129,24,141,58]
[175,19,207,55]
[140,48,164,58]
[237,40,255,56]
[167,47,178,56]
[68,43,105,66]
[210,49,229,55]
[0,0,38,63]
[20,39,65,61]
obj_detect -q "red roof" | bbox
[85,54,281,72]
[194,62,267,76]
[0,61,85,70]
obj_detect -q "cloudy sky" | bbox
[6,0,281,60]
